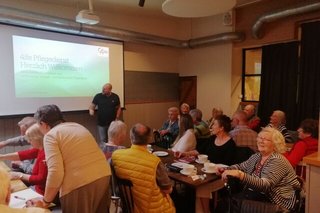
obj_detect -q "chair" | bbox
[153,131,173,149]
[110,163,134,213]
[222,175,304,213]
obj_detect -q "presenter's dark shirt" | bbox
[92,92,120,126]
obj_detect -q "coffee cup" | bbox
[204,162,216,172]
[182,164,196,175]
[147,144,153,153]
[197,154,208,163]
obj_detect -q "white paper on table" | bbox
[9,188,43,208]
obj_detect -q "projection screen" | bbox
[0,24,124,116]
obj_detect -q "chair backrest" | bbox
[117,177,134,213]
[292,176,305,213]
[110,163,134,213]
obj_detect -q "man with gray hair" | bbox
[155,107,180,148]
[112,123,175,212]
[0,116,36,174]
[267,110,293,143]
[243,104,261,132]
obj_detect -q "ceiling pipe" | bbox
[0,6,244,48]
[252,1,320,39]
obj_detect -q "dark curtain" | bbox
[297,21,320,125]
[258,42,299,129]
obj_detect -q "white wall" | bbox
[178,16,234,119]
[179,44,233,120]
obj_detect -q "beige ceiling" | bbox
[31,0,264,18]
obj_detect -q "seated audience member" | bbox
[243,104,261,132]
[103,120,127,160]
[0,168,50,213]
[177,115,236,166]
[156,107,180,146]
[0,116,36,174]
[220,127,300,212]
[0,124,47,195]
[283,118,318,168]
[171,114,196,152]
[207,107,223,130]
[230,110,258,152]
[112,123,175,212]
[267,110,293,143]
[180,103,190,115]
[189,109,211,139]
[176,115,236,213]
[29,105,110,213]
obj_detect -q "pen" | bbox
[14,195,26,200]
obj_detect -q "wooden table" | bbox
[303,152,320,213]
[152,146,223,212]
[152,145,220,186]
[0,161,27,192]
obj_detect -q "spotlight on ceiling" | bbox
[162,0,236,18]
[139,0,145,7]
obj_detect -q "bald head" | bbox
[102,83,112,95]
[130,123,152,145]
[270,110,286,126]
[232,110,248,127]
[243,104,255,118]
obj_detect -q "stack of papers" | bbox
[9,188,43,208]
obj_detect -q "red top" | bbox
[247,116,261,132]
[18,148,47,195]
[283,136,318,167]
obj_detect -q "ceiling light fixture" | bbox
[162,0,236,18]
[76,0,99,25]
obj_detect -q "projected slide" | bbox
[13,36,109,97]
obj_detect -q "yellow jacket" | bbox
[112,145,175,213]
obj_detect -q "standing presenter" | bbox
[89,83,121,147]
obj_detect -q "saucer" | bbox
[171,162,189,169]
[153,151,169,157]
[216,164,228,168]
[195,159,208,164]
[201,168,216,174]
[180,170,196,176]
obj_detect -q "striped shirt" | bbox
[229,152,300,210]
[267,123,293,143]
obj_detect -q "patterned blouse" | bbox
[229,152,300,210]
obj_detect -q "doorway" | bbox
[179,76,197,109]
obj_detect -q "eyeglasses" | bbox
[257,136,272,142]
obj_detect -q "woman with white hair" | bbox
[220,127,300,212]
[103,120,127,160]
[0,124,47,195]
